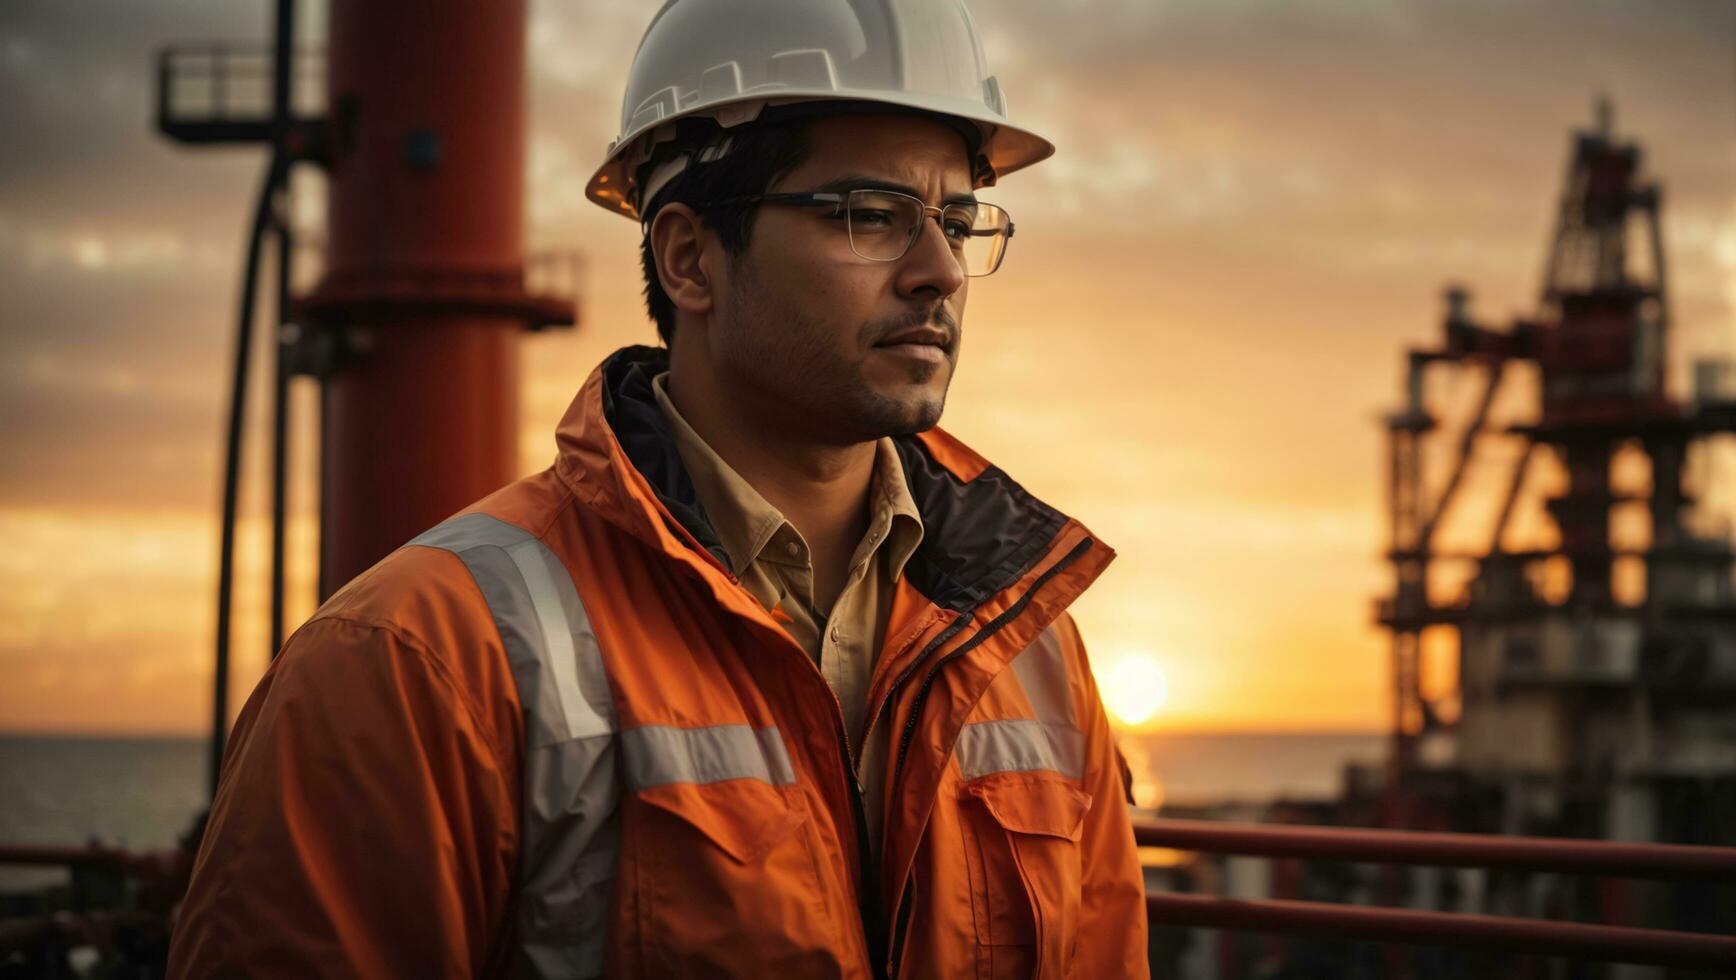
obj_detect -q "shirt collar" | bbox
[651,370,924,579]
[868,436,925,585]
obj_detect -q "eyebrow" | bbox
[811,174,979,209]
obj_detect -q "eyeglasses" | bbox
[703,188,1014,277]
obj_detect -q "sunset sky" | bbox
[2,0,1733,736]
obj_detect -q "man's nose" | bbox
[895,213,967,301]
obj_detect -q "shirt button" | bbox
[785,541,800,558]
[830,624,842,643]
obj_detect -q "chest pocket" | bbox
[958,771,1093,979]
[619,775,840,976]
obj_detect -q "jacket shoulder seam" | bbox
[527,478,580,542]
[300,612,513,769]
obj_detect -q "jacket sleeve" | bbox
[168,616,519,979]
[1058,611,1151,979]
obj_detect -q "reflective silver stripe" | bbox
[622,724,797,790]
[956,718,1086,780]
[517,734,616,978]
[411,513,616,748]
[957,624,1086,779]
[505,538,613,740]
[1011,623,1077,728]
[409,512,617,980]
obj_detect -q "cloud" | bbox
[0,1,261,212]
[977,0,1735,254]
[0,215,232,276]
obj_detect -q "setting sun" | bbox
[1099,655,1170,729]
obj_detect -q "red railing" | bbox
[0,843,187,966]
[0,843,178,876]
[1136,819,1736,972]
[7,829,1733,970]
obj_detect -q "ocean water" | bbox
[1123,730,1386,806]
[0,730,1383,890]
[0,735,207,892]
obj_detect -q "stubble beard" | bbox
[717,276,953,446]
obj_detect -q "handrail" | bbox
[11,828,1731,969]
[1146,893,1736,972]
[0,843,177,877]
[155,42,325,137]
[1136,819,1736,970]
[1135,818,1736,880]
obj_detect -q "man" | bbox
[169,0,1148,977]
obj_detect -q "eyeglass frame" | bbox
[697,188,1015,277]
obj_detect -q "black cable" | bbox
[269,196,290,662]
[316,372,330,603]
[267,0,295,665]
[210,153,285,800]
[211,0,297,797]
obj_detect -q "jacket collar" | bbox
[554,345,1104,612]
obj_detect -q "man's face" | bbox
[707,113,974,446]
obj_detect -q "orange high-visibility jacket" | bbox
[170,346,1149,979]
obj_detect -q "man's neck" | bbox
[665,358,875,610]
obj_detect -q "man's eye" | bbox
[943,219,972,240]
[848,209,898,227]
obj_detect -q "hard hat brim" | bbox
[585,91,1055,223]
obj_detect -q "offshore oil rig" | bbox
[1137,104,1736,980]
[1378,100,1736,853]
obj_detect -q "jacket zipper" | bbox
[707,560,883,976]
[843,738,887,980]
[842,611,964,980]
[761,588,887,979]
[815,678,888,980]
[882,536,1095,977]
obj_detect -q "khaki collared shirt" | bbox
[651,373,923,848]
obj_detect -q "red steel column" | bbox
[316,0,528,592]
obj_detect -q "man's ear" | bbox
[650,203,716,317]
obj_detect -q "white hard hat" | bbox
[587,0,1054,222]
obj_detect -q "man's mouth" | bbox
[873,326,952,353]
[872,339,950,365]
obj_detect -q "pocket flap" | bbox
[635,779,806,864]
[963,771,1093,842]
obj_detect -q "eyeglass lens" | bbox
[843,190,1010,276]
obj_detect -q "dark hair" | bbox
[638,116,816,346]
